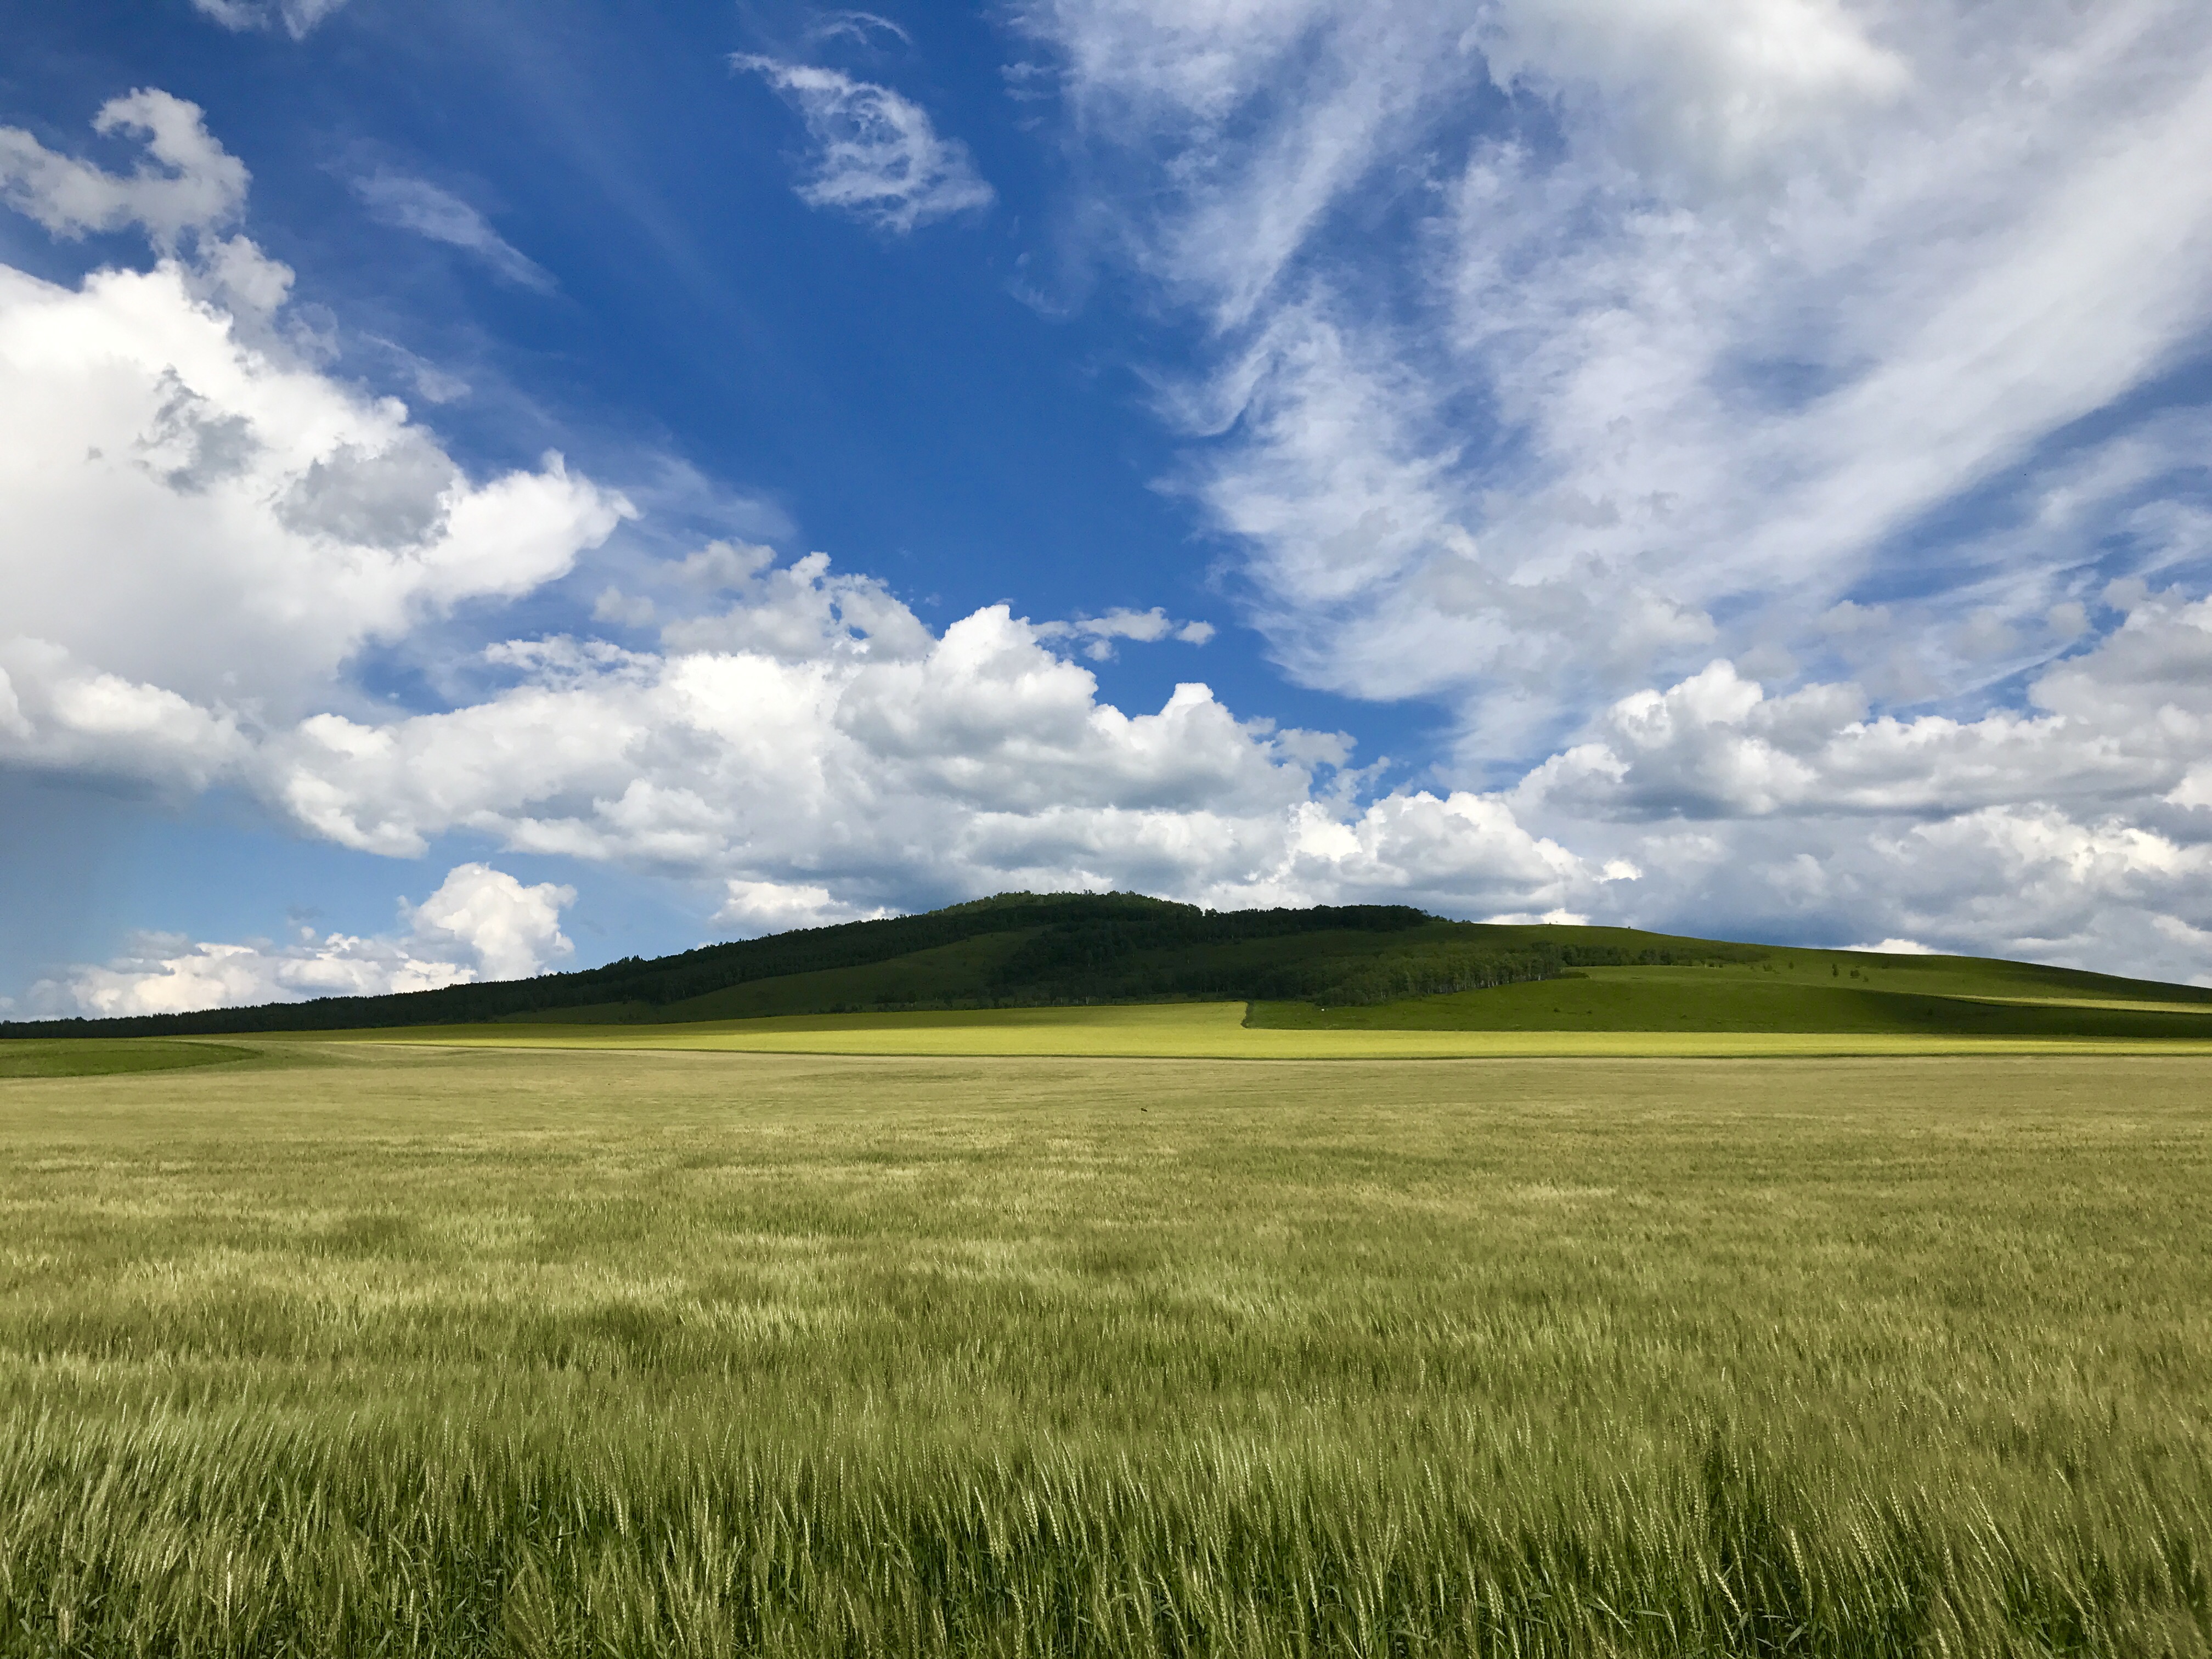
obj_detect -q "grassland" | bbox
[2,1040,2209,1655]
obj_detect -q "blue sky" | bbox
[5,0,2212,1014]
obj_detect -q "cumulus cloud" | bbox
[718,879,891,934]
[32,864,573,1018]
[0,97,630,741]
[352,171,556,291]
[405,862,577,981]
[1519,592,2212,825]
[5,500,1612,941]
[0,250,627,725]
[246,561,1600,922]
[733,57,994,232]
[0,90,247,251]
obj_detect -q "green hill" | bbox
[1250,952,2212,1040]
[7,890,2210,1041]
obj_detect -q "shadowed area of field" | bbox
[1251,963,2212,1037]
[0,1039,256,1080]
[2,1045,2208,1654]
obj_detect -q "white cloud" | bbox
[733,57,994,232]
[0,97,630,747]
[1850,939,1934,954]
[191,0,349,41]
[810,12,913,50]
[653,541,936,662]
[32,864,573,1018]
[368,334,472,404]
[0,91,247,251]
[2,501,1605,928]
[1477,0,1909,190]
[1015,0,1460,326]
[1519,592,2212,825]
[1036,606,1217,659]
[0,249,627,728]
[352,172,556,292]
[405,862,577,983]
[246,566,1596,922]
[717,879,890,934]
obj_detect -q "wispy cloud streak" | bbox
[353,172,557,292]
[734,56,993,233]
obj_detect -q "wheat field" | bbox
[1,1041,2207,1655]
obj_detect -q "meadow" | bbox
[1,1037,2208,1655]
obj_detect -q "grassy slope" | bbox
[1251,962,2212,1037]
[487,921,2212,1040]
[0,1039,257,1079]
[1,1045,2205,1654]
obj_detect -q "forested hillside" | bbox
[10,890,2208,1037]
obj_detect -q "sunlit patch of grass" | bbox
[0,1047,2207,1654]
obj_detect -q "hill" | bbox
[1251,949,2212,1040]
[6,890,2210,1040]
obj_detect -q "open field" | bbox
[2,1041,2209,1655]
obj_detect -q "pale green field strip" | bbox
[291,1000,2212,1059]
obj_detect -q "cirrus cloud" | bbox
[190,0,350,42]
[351,171,556,291]
[733,55,994,232]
